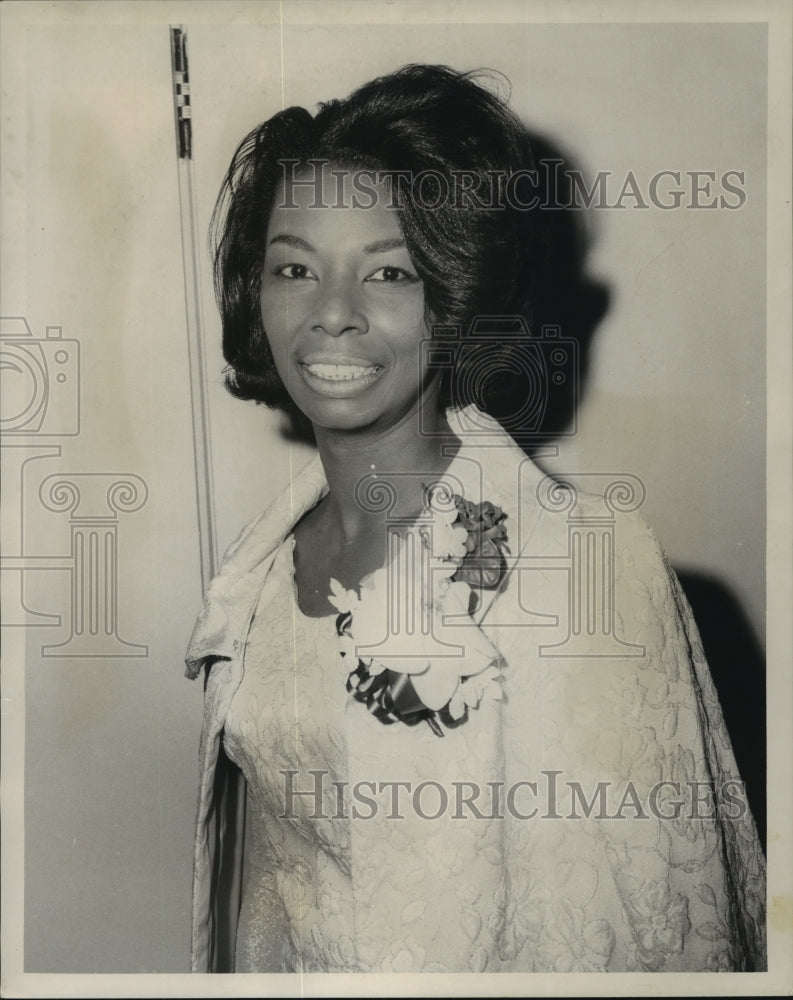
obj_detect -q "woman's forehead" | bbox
[266,167,404,247]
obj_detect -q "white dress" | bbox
[186,407,766,973]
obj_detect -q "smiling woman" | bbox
[185,64,766,974]
[260,170,448,619]
[260,170,433,436]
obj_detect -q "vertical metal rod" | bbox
[170,30,244,963]
[170,25,218,591]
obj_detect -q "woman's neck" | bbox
[312,391,459,544]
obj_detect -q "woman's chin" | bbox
[302,409,387,439]
[299,395,429,438]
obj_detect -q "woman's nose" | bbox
[310,274,368,337]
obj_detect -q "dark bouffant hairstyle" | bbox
[210,63,543,422]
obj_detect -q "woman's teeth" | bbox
[304,363,379,381]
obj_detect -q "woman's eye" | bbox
[273,263,316,280]
[366,265,417,284]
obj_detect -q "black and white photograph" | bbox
[1,1,791,996]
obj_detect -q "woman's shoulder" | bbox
[185,453,327,677]
[218,453,327,571]
[469,432,687,669]
[449,408,664,568]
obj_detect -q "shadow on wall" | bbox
[482,130,610,448]
[675,570,767,851]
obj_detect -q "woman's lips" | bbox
[298,359,384,396]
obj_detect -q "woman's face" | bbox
[260,168,436,434]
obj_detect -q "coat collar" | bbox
[184,453,328,677]
[185,406,546,677]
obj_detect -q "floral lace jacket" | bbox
[185,406,766,974]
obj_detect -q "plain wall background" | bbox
[2,2,768,975]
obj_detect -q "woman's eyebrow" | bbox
[266,235,405,253]
[363,238,406,254]
[267,234,315,251]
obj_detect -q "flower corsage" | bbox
[329,491,510,737]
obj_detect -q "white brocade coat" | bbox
[185,407,766,973]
